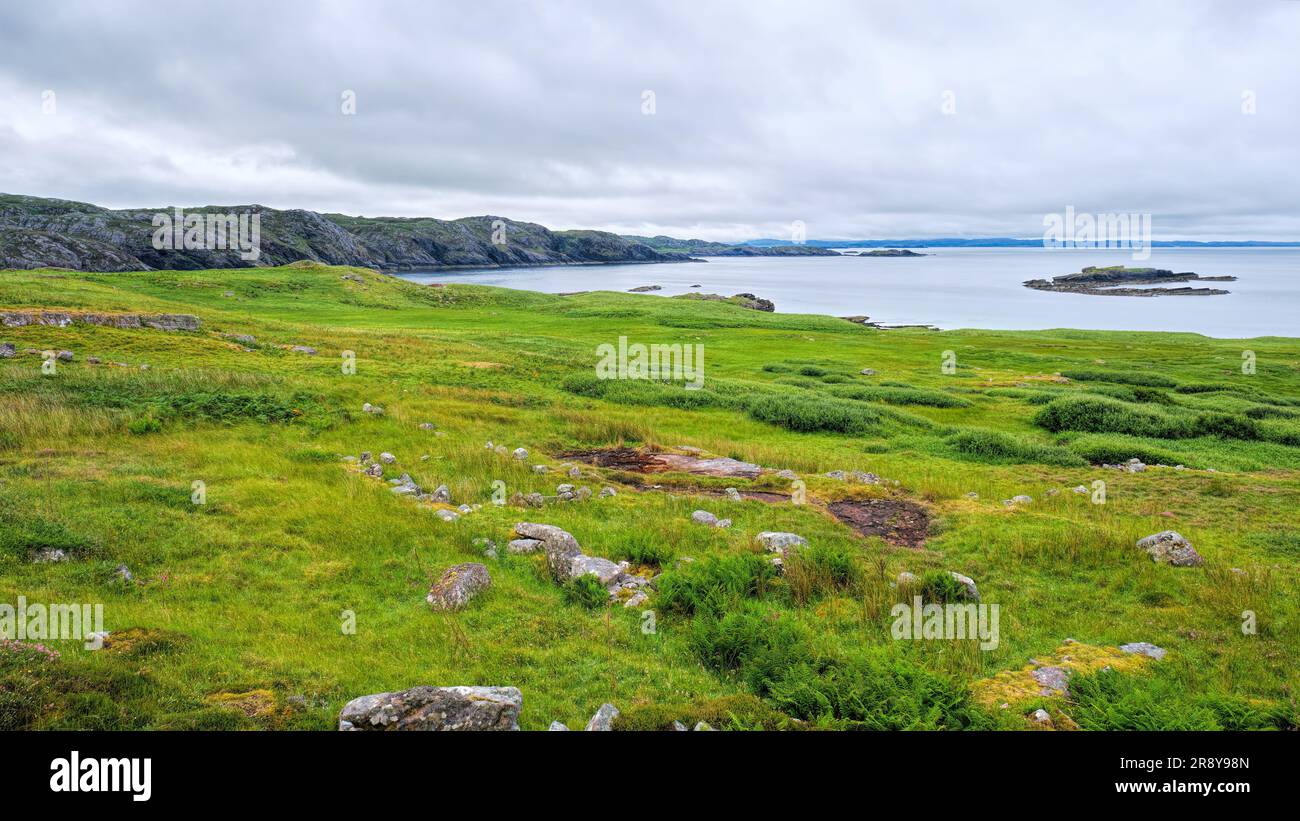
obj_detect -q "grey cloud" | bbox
[1,0,1297,240]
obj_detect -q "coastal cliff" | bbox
[0,194,692,272]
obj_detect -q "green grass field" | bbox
[2,262,1297,730]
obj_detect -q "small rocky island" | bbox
[853,249,927,257]
[1024,265,1237,297]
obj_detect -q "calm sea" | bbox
[394,247,1300,338]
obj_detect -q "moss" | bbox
[971,641,1153,709]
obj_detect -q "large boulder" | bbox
[338,685,521,731]
[1136,530,1203,567]
[426,563,491,610]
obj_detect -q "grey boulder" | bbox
[338,685,521,731]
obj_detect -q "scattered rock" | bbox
[599,486,616,498]
[338,685,521,731]
[434,509,459,522]
[1030,666,1071,696]
[32,548,69,563]
[379,452,396,464]
[1031,708,1053,727]
[1136,530,1203,567]
[624,591,648,608]
[949,572,980,602]
[897,571,918,587]
[724,487,742,502]
[690,510,731,528]
[548,721,569,731]
[426,563,491,610]
[512,447,528,460]
[693,721,716,731]
[585,703,620,731]
[754,532,807,557]
[533,465,549,474]
[290,345,317,355]
[1119,642,1166,661]
[0,342,14,358]
[860,368,877,376]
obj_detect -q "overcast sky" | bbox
[1,0,1297,241]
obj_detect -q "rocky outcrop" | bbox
[0,310,199,331]
[673,292,775,311]
[338,685,521,731]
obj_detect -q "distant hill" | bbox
[743,237,1300,248]
[0,194,691,271]
[622,235,838,256]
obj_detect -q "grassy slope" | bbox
[1,262,1297,730]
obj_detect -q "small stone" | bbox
[379,452,396,464]
[724,487,742,502]
[964,492,978,499]
[512,448,528,460]
[523,492,545,508]
[949,572,979,602]
[567,467,581,479]
[548,721,569,731]
[598,487,616,498]
[575,486,592,501]
[585,703,619,731]
[291,345,317,355]
[1031,708,1053,726]
[897,571,918,587]
[533,465,549,474]
[693,721,715,731]
[860,368,877,376]
[56,350,74,361]
[673,721,689,731]
[434,509,459,522]
[691,510,717,526]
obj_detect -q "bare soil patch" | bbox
[828,499,930,548]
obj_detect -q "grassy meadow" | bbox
[1,262,1298,730]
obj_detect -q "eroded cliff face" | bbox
[0,194,687,272]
